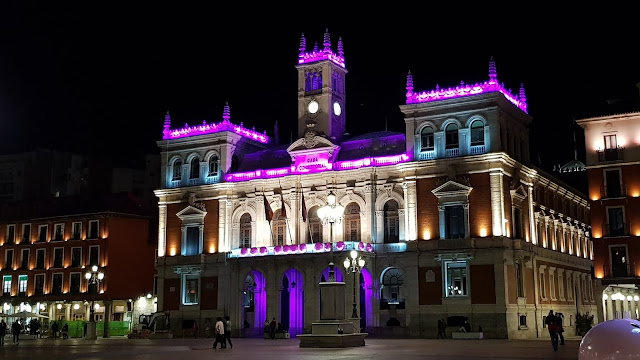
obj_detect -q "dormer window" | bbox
[172,160,182,180]
[189,157,200,179]
[420,126,435,151]
[470,120,485,146]
[445,124,459,149]
[208,156,219,176]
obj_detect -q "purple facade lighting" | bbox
[406,58,528,114]
[224,153,410,182]
[322,266,344,282]
[162,101,269,143]
[231,241,373,258]
[298,29,345,68]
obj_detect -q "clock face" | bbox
[307,100,319,114]
[333,102,342,116]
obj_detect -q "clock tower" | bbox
[296,29,347,141]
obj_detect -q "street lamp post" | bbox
[317,191,344,282]
[85,265,104,340]
[344,250,365,319]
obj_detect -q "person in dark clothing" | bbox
[61,323,69,339]
[224,315,233,349]
[555,312,565,345]
[437,319,446,338]
[545,310,559,351]
[51,321,59,340]
[12,320,21,344]
[0,319,7,345]
[269,317,277,339]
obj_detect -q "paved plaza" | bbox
[0,336,582,360]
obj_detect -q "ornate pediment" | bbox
[510,184,527,203]
[287,132,340,173]
[174,265,203,275]
[431,180,473,199]
[176,205,207,224]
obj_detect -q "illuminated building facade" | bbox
[0,194,157,331]
[155,30,596,339]
[578,111,640,321]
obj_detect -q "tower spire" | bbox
[323,28,331,53]
[406,70,414,95]
[519,83,527,104]
[337,37,344,57]
[488,56,497,83]
[222,101,231,122]
[313,41,319,53]
[163,110,171,137]
[299,33,306,57]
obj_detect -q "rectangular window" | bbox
[36,248,45,269]
[34,274,45,295]
[519,315,527,327]
[2,275,11,295]
[18,274,27,294]
[52,273,63,295]
[20,248,29,269]
[71,247,82,268]
[516,263,525,298]
[22,224,31,243]
[4,249,13,270]
[610,245,628,277]
[444,260,468,297]
[513,208,523,240]
[183,274,199,305]
[72,222,82,240]
[38,225,48,243]
[54,223,64,241]
[605,169,622,198]
[89,245,99,266]
[607,207,625,237]
[69,273,81,294]
[539,272,546,299]
[444,205,465,239]
[53,247,64,268]
[184,226,200,255]
[604,134,617,149]
[6,224,15,244]
[88,220,99,239]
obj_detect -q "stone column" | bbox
[623,295,630,318]
[218,199,228,252]
[225,201,233,252]
[615,295,622,319]
[490,171,505,236]
[630,296,638,319]
[403,181,418,241]
[103,300,112,338]
[364,184,375,243]
[289,189,299,244]
[65,304,71,321]
[606,292,614,320]
[158,204,167,257]
[398,209,406,241]
[438,205,446,239]
[375,211,384,244]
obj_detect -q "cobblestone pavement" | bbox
[0,336,582,360]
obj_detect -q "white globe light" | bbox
[85,272,91,279]
[327,191,336,205]
[94,304,100,310]
[74,304,80,310]
[343,258,350,269]
[56,304,62,310]
[628,295,633,301]
[98,272,104,280]
[307,100,319,114]
[635,296,639,302]
[92,265,98,272]
[147,293,152,299]
[358,258,365,268]
[603,293,609,300]
[617,293,624,301]
[350,250,357,259]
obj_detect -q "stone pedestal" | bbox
[297,279,367,347]
[85,321,97,340]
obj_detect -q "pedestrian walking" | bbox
[437,319,447,339]
[62,323,69,339]
[51,321,59,340]
[545,310,559,351]
[0,319,7,345]
[224,315,233,349]
[212,317,225,349]
[193,321,198,338]
[12,320,21,344]
[556,312,565,345]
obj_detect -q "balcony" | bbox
[188,178,201,186]
[418,150,436,160]
[445,147,459,158]
[601,184,627,199]
[602,221,631,237]
[204,175,219,184]
[597,147,624,162]
[603,262,638,280]
[168,179,182,188]
[470,144,486,155]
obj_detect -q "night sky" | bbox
[1,5,639,174]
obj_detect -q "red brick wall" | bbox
[525,268,535,304]
[468,173,492,238]
[470,264,496,304]
[166,203,183,256]
[416,178,440,240]
[163,278,180,311]
[506,265,517,304]
[418,266,442,305]
[503,175,513,237]
[200,276,219,310]
[202,200,219,253]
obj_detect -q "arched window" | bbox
[172,160,182,180]
[381,267,404,307]
[189,157,200,179]
[344,203,361,242]
[208,156,219,176]
[445,123,459,149]
[240,213,252,248]
[420,126,435,151]
[470,120,484,146]
[308,206,322,243]
[384,200,399,243]
[272,209,287,246]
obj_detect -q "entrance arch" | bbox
[360,267,373,331]
[242,270,266,335]
[280,268,304,336]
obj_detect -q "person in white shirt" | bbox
[212,317,226,349]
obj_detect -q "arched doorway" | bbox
[242,270,266,337]
[280,269,304,336]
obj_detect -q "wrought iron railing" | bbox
[602,221,631,237]
[597,147,624,162]
[601,184,627,199]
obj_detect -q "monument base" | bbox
[85,321,97,340]
[297,320,367,348]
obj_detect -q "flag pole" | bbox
[280,181,294,245]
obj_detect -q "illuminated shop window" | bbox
[183,274,199,305]
[444,260,468,297]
